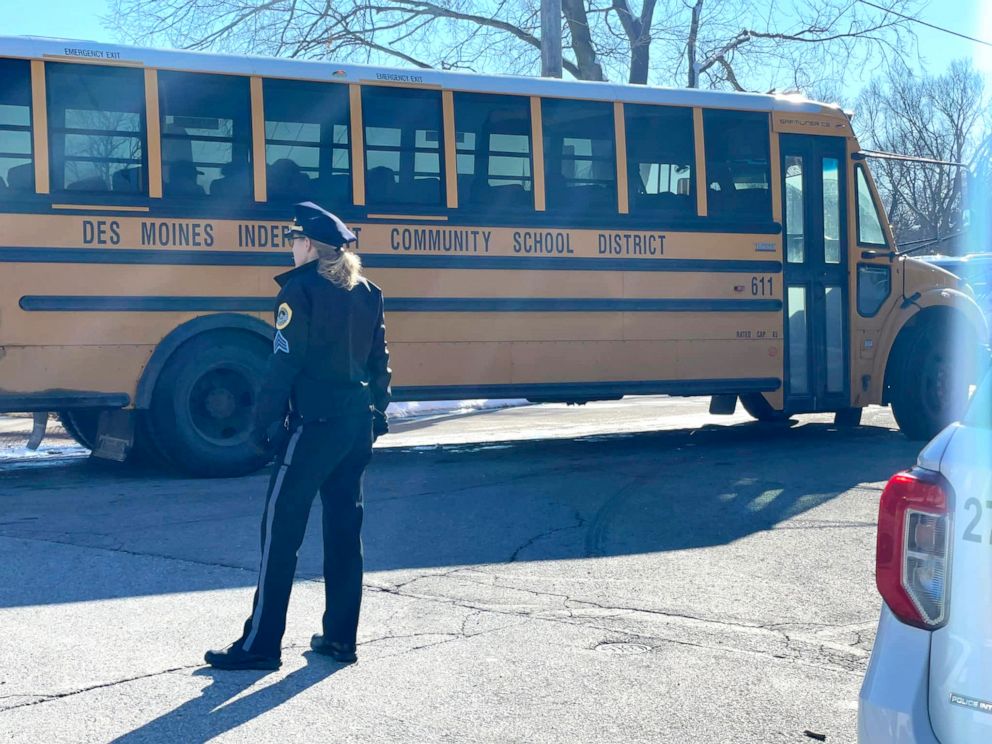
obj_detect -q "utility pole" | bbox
[541,0,562,78]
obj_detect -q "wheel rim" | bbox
[186,364,257,446]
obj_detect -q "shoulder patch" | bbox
[276,302,293,330]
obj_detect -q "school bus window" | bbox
[361,86,444,207]
[822,157,842,263]
[0,58,33,197]
[784,154,804,263]
[46,63,146,195]
[541,98,616,216]
[856,165,887,246]
[453,92,533,211]
[158,71,252,200]
[703,109,771,221]
[624,104,694,216]
[263,78,351,205]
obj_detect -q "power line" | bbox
[857,0,992,48]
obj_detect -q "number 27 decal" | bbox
[963,498,992,544]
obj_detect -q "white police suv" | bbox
[859,372,992,743]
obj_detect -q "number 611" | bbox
[751,277,774,296]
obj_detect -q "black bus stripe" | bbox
[392,378,782,401]
[0,198,783,234]
[18,295,783,313]
[385,298,783,312]
[0,247,782,274]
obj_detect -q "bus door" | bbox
[780,134,849,413]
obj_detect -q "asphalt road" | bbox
[0,398,921,743]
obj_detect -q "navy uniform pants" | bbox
[238,413,373,658]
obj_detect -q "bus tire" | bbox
[739,393,790,423]
[129,411,176,469]
[833,408,863,427]
[58,410,100,450]
[147,330,273,477]
[890,322,973,441]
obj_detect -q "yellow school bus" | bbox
[0,36,986,475]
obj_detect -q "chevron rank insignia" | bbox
[273,330,290,354]
[276,302,293,330]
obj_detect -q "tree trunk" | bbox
[629,39,650,85]
[561,0,604,81]
[687,0,703,88]
[612,0,655,85]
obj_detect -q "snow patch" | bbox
[387,399,529,419]
[1,444,89,461]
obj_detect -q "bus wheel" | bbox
[833,408,863,427]
[129,411,176,469]
[739,393,790,423]
[891,324,972,441]
[148,331,272,477]
[58,410,100,450]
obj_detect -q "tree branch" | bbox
[716,56,745,92]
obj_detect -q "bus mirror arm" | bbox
[862,228,968,263]
[893,231,966,258]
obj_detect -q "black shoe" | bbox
[204,643,281,671]
[310,634,358,664]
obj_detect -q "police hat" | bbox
[286,202,357,248]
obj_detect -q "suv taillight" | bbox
[876,468,953,629]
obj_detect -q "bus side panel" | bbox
[386,312,626,344]
[0,345,152,398]
[0,213,786,404]
[0,265,267,347]
[386,311,781,345]
[387,338,779,389]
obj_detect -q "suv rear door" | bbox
[929,374,992,742]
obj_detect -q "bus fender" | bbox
[870,287,988,404]
[134,313,274,410]
[913,287,988,338]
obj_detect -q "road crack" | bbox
[0,665,202,715]
[0,533,262,575]
[508,507,587,562]
[363,571,870,676]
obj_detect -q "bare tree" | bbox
[856,59,990,254]
[971,133,992,253]
[106,0,919,90]
[681,0,916,92]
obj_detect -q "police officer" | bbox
[206,202,391,670]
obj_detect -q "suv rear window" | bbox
[965,371,992,428]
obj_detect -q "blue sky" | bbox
[4,0,990,97]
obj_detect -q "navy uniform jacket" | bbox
[253,260,391,433]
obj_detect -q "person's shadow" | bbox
[111,652,345,743]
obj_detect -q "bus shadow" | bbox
[0,418,920,608]
[361,418,917,571]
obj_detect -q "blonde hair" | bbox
[312,239,363,289]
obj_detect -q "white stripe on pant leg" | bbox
[244,427,303,652]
